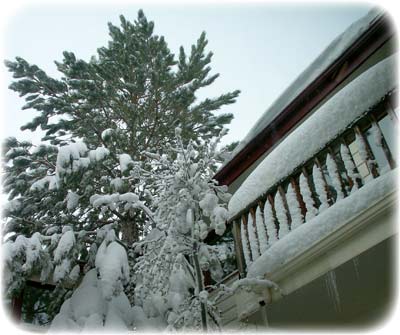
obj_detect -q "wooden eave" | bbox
[214,14,394,186]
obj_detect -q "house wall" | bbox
[264,235,395,328]
[227,37,396,196]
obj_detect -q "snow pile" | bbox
[53,230,76,283]
[21,232,42,272]
[49,269,136,332]
[88,146,110,162]
[56,142,88,178]
[247,169,397,279]
[30,175,58,191]
[95,231,130,300]
[54,230,75,263]
[228,54,396,218]
[119,153,133,172]
[110,177,124,191]
[199,192,228,236]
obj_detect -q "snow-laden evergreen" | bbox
[3,129,235,331]
[2,9,242,331]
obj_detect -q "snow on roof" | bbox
[246,169,397,279]
[221,8,383,168]
[228,54,396,218]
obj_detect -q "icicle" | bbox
[312,164,330,212]
[299,173,318,222]
[247,214,260,261]
[255,206,268,254]
[325,270,341,313]
[340,144,360,193]
[285,183,303,230]
[274,191,290,238]
[263,200,278,246]
[240,221,252,268]
[326,154,344,201]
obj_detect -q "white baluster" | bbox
[326,153,344,201]
[340,143,360,193]
[312,164,329,212]
[274,191,290,238]
[240,219,252,267]
[299,172,318,222]
[255,206,268,254]
[286,182,303,230]
[264,200,278,246]
[247,213,260,261]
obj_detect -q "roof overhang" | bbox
[214,13,394,186]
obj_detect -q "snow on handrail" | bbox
[227,55,397,272]
[228,54,396,220]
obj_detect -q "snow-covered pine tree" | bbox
[4,9,240,244]
[2,10,240,328]
[3,129,233,331]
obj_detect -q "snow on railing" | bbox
[230,94,397,274]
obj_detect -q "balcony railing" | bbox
[229,95,397,277]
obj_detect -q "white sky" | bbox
[1,1,374,147]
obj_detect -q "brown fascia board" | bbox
[214,14,394,186]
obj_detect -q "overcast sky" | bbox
[1,2,373,147]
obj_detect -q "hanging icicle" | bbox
[286,183,303,230]
[299,172,319,222]
[274,191,290,238]
[312,164,330,212]
[255,205,268,254]
[326,153,344,201]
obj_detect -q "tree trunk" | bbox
[120,220,139,246]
